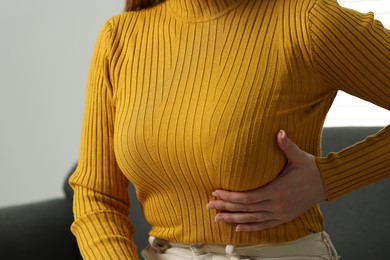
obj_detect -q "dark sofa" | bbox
[0,127,389,260]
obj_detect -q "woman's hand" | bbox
[206,130,327,232]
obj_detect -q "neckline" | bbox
[166,0,246,22]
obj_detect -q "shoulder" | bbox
[273,0,319,24]
[105,3,166,33]
[104,12,141,36]
[94,12,143,48]
[94,4,167,57]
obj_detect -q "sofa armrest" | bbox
[321,126,390,259]
[0,198,80,260]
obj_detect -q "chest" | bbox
[110,8,321,189]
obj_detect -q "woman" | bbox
[69,0,390,259]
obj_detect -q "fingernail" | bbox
[206,202,214,209]
[236,225,244,232]
[215,214,223,222]
[212,191,220,197]
[279,130,286,139]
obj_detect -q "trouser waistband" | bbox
[147,232,339,259]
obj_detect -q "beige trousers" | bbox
[141,232,339,260]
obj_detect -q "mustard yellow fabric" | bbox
[69,0,390,258]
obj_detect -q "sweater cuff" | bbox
[71,212,139,260]
[316,126,390,201]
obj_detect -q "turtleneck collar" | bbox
[166,0,245,22]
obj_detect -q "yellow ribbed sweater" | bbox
[69,0,390,258]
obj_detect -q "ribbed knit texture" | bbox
[69,0,390,258]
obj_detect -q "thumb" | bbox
[277,130,304,163]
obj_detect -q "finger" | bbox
[207,200,273,213]
[235,219,282,232]
[214,211,274,224]
[276,130,304,163]
[212,189,269,204]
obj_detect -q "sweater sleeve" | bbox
[69,19,139,259]
[308,0,390,201]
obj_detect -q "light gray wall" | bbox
[0,0,123,207]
